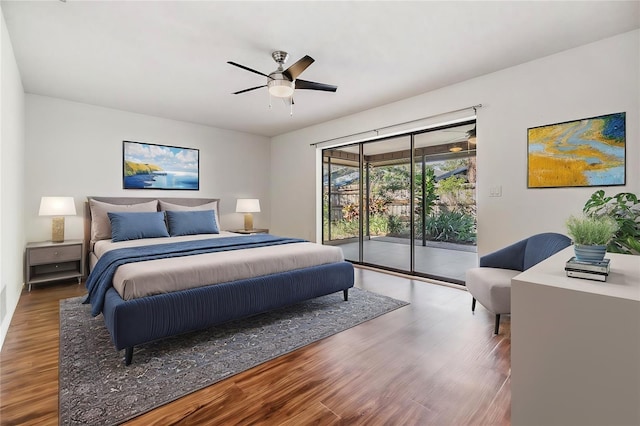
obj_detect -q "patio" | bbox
[334,237,478,283]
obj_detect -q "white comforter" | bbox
[92,232,345,300]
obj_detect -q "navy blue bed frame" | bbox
[85,197,354,365]
[104,261,354,365]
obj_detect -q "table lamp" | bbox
[39,196,76,243]
[235,199,260,231]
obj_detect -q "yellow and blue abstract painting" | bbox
[528,112,625,188]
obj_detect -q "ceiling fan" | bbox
[228,51,337,100]
[444,127,477,152]
[443,126,477,151]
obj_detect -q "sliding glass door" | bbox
[413,130,478,282]
[322,121,477,284]
[322,145,360,263]
[361,137,412,271]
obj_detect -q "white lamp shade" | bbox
[236,199,260,213]
[268,80,295,98]
[39,197,76,216]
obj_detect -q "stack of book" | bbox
[565,257,610,282]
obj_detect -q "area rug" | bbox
[59,288,408,425]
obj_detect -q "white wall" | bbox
[25,95,271,242]
[270,30,639,256]
[0,7,26,349]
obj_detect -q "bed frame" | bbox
[85,197,354,365]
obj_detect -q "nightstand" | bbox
[25,240,85,291]
[228,229,269,235]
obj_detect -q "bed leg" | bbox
[343,289,349,301]
[125,347,133,366]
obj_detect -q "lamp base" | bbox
[243,213,254,231]
[51,216,65,243]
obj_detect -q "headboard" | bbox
[84,196,220,261]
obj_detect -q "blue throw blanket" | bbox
[85,234,305,316]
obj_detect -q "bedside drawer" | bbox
[29,245,82,265]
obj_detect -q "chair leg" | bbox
[494,314,501,335]
[471,297,476,312]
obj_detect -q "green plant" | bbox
[415,167,437,216]
[327,219,359,240]
[368,214,389,236]
[425,209,476,243]
[437,175,466,195]
[583,190,640,255]
[436,175,473,208]
[387,214,405,234]
[565,214,619,246]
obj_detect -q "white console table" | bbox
[512,246,640,426]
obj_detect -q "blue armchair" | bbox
[465,232,571,334]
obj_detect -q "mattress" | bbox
[91,232,345,300]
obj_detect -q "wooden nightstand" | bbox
[228,229,269,235]
[25,240,85,291]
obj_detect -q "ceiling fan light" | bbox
[449,146,463,152]
[268,79,294,98]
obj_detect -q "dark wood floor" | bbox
[0,268,511,425]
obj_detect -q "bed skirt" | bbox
[101,261,354,364]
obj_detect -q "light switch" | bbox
[489,185,502,197]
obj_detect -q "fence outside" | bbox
[327,185,476,222]
[325,181,477,245]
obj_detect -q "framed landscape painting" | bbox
[123,141,199,190]
[527,112,626,188]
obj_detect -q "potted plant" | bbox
[565,214,619,262]
[583,190,640,255]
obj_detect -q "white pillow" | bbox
[159,200,220,230]
[90,199,158,241]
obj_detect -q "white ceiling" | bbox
[2,1,638,137]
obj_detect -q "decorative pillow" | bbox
[89,199,158,241]
[107,211,169,242]
[159,200,220,229]
[165,210,219,237]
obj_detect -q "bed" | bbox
[83,196,354,365]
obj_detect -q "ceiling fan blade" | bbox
[227,61,271,79]
[283,55,314,80]
[232,85,267,95]
[295,79,337,92]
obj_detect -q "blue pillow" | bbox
[108,211,169,242]
[166,210,219,237]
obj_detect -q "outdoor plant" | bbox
[368,214,389,235]
[436,175,467,205]
[342,203,359,221]
[565,214,619,246]
[582,190,640,255]
[328,218,359,239]
[369,197,392,215]
[342,197,391,221]
[325,158,478,247]
[387,214,405,235]
[425,209,476,243]
[415,167,438,216]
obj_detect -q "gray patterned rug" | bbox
[59,287,408,425]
